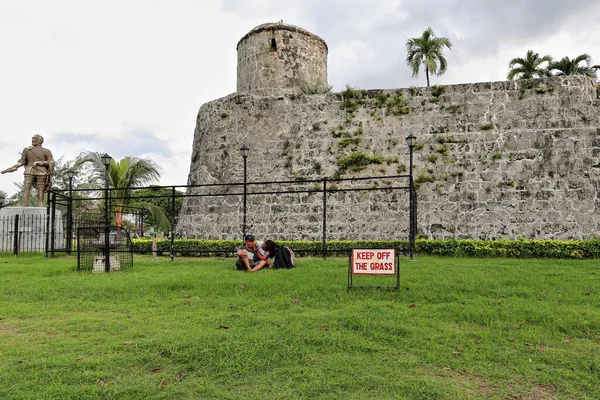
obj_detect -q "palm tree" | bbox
[507,50,552,80]
[74,152,170,230]
[406,27,453,87]
[547,54,597,78]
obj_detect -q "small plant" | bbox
[375,92,390,108]
[427,154,438,163]
[583,157,593,165]
[414,142,424,151]
[436,135,460,144]
[301,84,333,94]
[294,173,308,182]
[431,85,446,97]
[409,86,419,96]
[353,126,363,136]
[338,136,361,148]
[397,164,407,174]
[485,185,494,193]
[312,182,322,191]
[414,170,435,189]
[480,122,495,131]
[435,145,449,157]
[220,112,229,118]
[389,139,398,146]
[337,150,383,172]
[431,126,450,134]
[385,92,410,115]
[341,85,364,113]
[492,151,503,160]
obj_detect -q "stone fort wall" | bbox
[177,75,600,241]
[236,23,328,95]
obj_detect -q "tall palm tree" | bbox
[74,152,170,230]
[547,54,597,78]
[507,50,552,80]
[406,27,453,87]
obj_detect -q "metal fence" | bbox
[77,226,133,272]
[40,172,416,259]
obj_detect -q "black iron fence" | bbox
[40,173,416,259]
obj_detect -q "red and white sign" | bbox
[351,249,396,275]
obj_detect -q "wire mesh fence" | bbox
[76,226,133,272]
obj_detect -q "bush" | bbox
[131,238,600,259]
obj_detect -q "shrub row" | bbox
[131,238,600,259]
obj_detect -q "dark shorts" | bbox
[236,257,258,271]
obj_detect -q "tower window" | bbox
[270,38,277,52]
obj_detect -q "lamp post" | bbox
[405,134,416,260]
[101,153,112,272]
[240,145,249,241]
[65,169,76,256]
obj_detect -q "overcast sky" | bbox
[1,0,598,196]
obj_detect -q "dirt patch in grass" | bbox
[512,384,558,399]
[0,326,20,334]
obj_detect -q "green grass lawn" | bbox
[0,254,598,399]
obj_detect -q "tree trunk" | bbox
[426,67,430,87]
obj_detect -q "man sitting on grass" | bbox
[235,235,270,272]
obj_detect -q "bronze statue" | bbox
[1,134,55,206]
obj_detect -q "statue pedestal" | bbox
[0,207,63,252]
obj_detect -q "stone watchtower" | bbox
[236,22,328,94]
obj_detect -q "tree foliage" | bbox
[74,152,170,231]
[133,185,185,230]
[508,50,597,80]
[547,54,597,78]
[507,50,552,80]
[406,27,453,87]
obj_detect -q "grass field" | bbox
[0,254,599,399]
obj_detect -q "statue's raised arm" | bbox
[2,134,54,206]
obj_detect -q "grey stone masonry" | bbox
[237,22,328,95]
[177,75,600,241]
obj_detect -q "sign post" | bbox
[348,248,399,290]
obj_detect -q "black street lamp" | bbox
[65,169,77,256]
[405,134,417,260]
[240,145,250,241]
[101,153,112,272]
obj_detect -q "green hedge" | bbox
[131,238,600,259]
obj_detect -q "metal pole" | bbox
[322,178,327,259]
[242,155,247,241]
[104,164,110,273]
[50,192,56,258]
[170,186,175,261]
[409,144,415,260]
[45,191,50,258]
[67,176,73,256]
[13,214,19,256]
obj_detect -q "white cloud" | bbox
[1,0,598,196]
